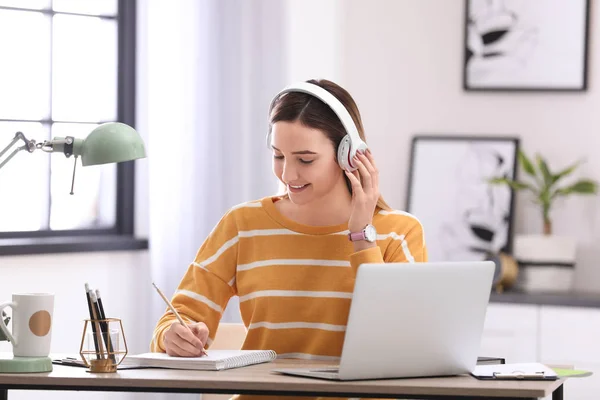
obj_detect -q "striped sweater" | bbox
[151,195,427,399]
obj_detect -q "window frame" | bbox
[0,0,148,256]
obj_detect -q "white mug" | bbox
[0,293,54,357]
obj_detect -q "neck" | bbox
[287,180,352,227]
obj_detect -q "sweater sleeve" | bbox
[348,219,427,271]
[386,219,427,263]
[150,210,239,352]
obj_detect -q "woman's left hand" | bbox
[345,149,379,235]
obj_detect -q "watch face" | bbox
[364,225,377,242]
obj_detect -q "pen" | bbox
[96,289,117,363]
[151,282,208,356]
[84,283,100,359]
[89,290,106,359]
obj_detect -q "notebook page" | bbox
[122,350,277,370]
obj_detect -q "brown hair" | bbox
[268,78,392,211]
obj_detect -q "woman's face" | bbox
[270,120,346,206]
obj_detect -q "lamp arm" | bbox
[0,133,85,171]
[0,132,38,170]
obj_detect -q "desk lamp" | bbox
[0,122,145,372]
[0,121,146,194]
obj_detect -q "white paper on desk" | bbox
[472,363,557,379]
[121,350,277,371]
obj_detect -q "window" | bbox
[0,0,147,255]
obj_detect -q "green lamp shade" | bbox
[79,122,146,166]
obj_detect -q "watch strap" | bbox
[348,230,366,242]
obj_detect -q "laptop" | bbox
[273,261,494,381]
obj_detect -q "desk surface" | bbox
[0,359,564,399]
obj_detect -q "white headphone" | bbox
[267,81,368,172]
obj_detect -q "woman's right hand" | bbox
[163,321,209,357]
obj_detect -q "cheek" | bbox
[273,161,283,180]
[312,160,341,185]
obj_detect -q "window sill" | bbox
[0,235,149,256]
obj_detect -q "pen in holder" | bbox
[79,318,128,373]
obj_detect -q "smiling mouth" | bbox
[288,183,310,192]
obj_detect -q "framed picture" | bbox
[405,135,519,263]
[463,0,590,91]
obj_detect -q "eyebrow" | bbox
[271,146,317,155]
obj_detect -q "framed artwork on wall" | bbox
[463,0,590,91]
[406,135,520,263]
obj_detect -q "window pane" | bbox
[0,10,51,120]
[53,0,117,16]
[0,0,50,10]
[49,123,116,230]
[52,14,117,122]
[0,122,49,232]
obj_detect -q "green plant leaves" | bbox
[518,150,536,177]
[489,149,598,234]
[552,161,581,185]
[536,154,553,187]
[553,179,598,197]
[488,177,535,192]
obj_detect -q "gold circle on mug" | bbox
[29,310,52,337]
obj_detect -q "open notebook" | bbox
[121,350,277,371]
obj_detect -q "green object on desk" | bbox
[552,368,593,378]
[0,355,52,373]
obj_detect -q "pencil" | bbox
[151,282,208,356]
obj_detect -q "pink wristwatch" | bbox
[348,224,377,243]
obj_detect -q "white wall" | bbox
[0,251,153,400]
[339,0,600,292]
[284,0,343,82]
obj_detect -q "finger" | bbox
[364,150,379,192]
[190,325,209,348]
[354,155,372,191]
[172,331,204,356]
[175,326,205,354]
[170,336,201,357]
[359,151,376,175]
[164,336,185,357]
[345,169,364,196]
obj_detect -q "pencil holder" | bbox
[79,318,128,373]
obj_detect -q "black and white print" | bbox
[406,136,519,263]
[464,0,589,91]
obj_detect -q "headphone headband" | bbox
[267,81,362,146]
[267,81,367,171]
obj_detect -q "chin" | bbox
[287,191,313,206]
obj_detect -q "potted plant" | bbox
[489,150,598,292]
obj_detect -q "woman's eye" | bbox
[273,155,284,160]
[299,159,314,165]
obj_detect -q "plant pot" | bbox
[513,234,576,293]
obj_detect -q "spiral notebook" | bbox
[121,350,277,371]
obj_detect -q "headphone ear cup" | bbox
[337,135,354,171]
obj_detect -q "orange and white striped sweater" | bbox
[151,195,427,399]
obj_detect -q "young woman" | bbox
[150,79,427,396]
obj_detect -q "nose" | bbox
[281,159,298,183]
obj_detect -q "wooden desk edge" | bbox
[0,365,566,399]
